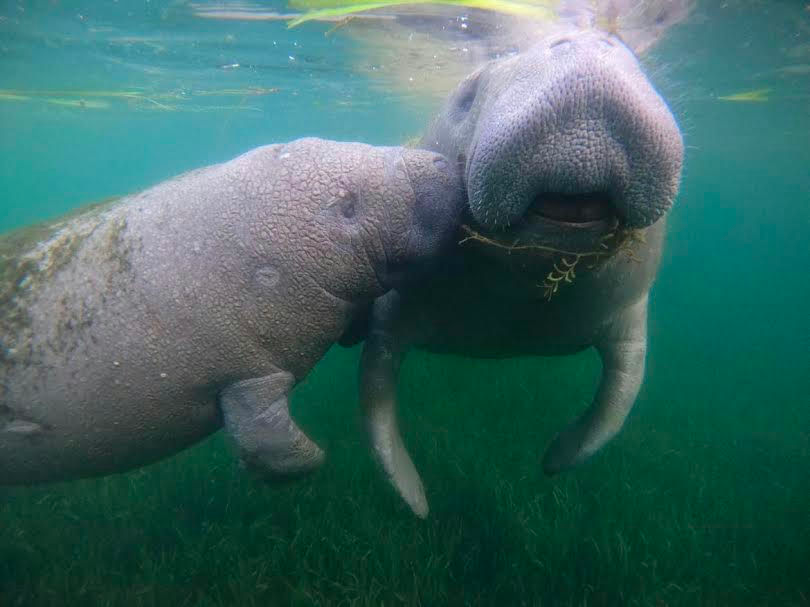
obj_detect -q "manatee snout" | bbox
[381,149,465,288]
[465,31,683,230]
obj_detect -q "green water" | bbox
[1,2,809,605]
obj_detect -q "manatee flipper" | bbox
[220,372,325,478]
[360,291,428,518]
[542,296,649,475]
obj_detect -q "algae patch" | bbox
[0,198,122,366]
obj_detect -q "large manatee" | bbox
[0,138,463,485]
[358,29,684,517]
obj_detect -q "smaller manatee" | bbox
[0,138,464,486]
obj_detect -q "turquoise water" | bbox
[1,2,809,605]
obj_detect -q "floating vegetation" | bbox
[286,0,558,28]
[0,92,30,102]
[43,98,112,109]
[717,88,771,102]
[0,87,280,112]
[774,64,810,75]
[193,7,393,23]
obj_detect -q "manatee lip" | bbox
[526,191,618,229]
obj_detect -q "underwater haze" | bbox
[1,1,809,605]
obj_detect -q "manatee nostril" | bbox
[549,38,571,50]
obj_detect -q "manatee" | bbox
[0,138,463,485]
[357,29,684,517]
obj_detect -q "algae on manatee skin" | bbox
[0,197,122,367]
[103,215,133,276]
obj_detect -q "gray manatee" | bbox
[0,138,463,485]
[358,29,684,517]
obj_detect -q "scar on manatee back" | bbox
[0,403,45,437]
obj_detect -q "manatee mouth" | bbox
[527,191,617,228]
[461,189,623,261]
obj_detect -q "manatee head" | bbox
[266,139,464,298]
[422,28,683,252]
[381,146,467,288]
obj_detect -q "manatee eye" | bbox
[453,72,480,117]
[338,191,357,219]
[326,188,360,222]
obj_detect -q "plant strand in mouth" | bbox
[458,224,644,300]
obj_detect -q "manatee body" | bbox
[0,138,463,485]
[358,30,684,517]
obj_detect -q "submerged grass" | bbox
[1,346,808,606]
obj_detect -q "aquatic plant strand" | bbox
[458,224,643,300]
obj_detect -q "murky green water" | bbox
[1,1,808,605]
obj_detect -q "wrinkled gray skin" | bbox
[359,29,684,517]
[0,138,463,485]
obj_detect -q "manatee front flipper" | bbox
[542,296,649,475]
[360,291,429,519]
[220,372,325,478]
